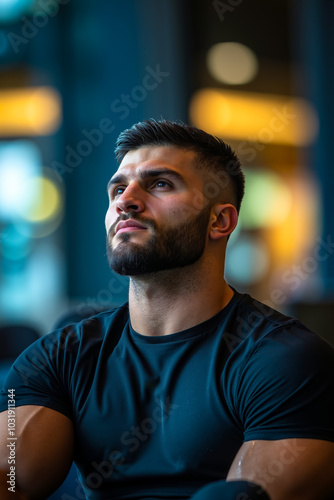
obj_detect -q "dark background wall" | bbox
[0,0,333,336]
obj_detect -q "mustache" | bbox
[108,212,157,237]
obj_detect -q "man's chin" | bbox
[107,243,153,276]
[110,237,145,254]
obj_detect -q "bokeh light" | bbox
[189,88,319,146]
[0,141,41,219]
[1,225,31,261]
[240,169,292,229]
[207,42,259,85]
[20,176,62,223]
[0,87,62,136]
[226,233,270,285]
[0,0,34,23]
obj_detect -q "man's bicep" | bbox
[0,405,74,499]
[227,438,334,500]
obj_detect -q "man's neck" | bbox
[128,261,234,337]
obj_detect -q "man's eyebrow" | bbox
[107,168,185,192]
[107,174,126,193]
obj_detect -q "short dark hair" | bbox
[115,119,245,213]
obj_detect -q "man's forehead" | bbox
[118,145,196,171]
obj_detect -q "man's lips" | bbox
[115,219,147,235]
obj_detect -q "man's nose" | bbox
[116,184,145,215]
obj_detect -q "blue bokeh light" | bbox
[0,141,42,220]
[0,0,34,23]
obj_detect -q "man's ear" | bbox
[209,204,238,240]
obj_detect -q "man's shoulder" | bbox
[52,301,129,331]
[17,303,130,364]
[235,291,298,328]
[233,291,312,335]
[229,290,333,355]
[7,303,130,389]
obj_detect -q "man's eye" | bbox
[152,180,171,189]
[113,186,126,197]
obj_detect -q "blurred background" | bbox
[1,0,334,346]
[1,1,334,497]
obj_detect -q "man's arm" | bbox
[227,438,334,500]
[0,405,74,499]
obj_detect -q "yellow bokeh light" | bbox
[207,42,259,85]
[240,170,292,229]
[20,176,62,223]
[0,86,62,136]
[268,175,320,265]
[189,88,318,146]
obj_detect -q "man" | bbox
[1,119,334,500]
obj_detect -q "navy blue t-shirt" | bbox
[1,290,334,499]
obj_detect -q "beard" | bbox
[106,205,211,276]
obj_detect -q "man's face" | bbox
[105,146,211,276]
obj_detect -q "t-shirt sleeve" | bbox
[229,323,334,442]
[0,327,75,420]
